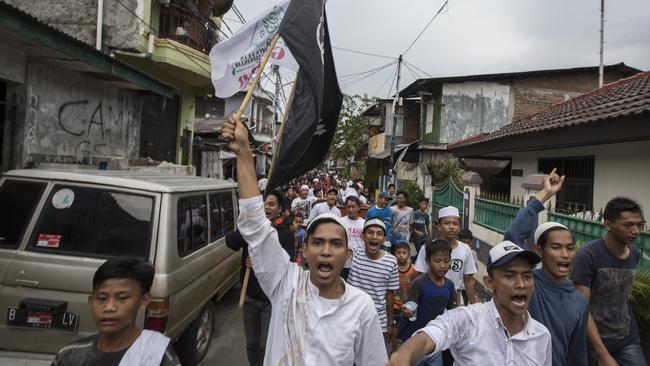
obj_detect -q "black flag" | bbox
[265,0,343,193]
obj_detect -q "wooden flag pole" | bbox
[237,32,281,310]
[235,33,281,120]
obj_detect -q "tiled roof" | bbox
[448,71,650,150]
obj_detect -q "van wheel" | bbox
[174,301,215,365]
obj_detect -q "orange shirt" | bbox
[394,263,418,311]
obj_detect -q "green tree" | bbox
[329,94,374,164]
[426,156,465,188]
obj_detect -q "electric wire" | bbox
[339,62,396,89]
[371,64,397,98]
[404,59,433,78]
[338,60,397,79]
[402,62,420,81]
[402,0,449,56]
[332,46,396,60]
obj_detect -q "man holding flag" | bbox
[217,0,387,363]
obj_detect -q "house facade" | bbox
[3,0,232,167]
[397,64,641,193]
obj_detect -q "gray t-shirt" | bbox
[51,333,180,366]
[570,239,641,353]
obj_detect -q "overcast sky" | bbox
[224,0,650,98]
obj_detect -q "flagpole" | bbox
[237,32,281,310]
[235,33,281,119]
[267,72,298,185]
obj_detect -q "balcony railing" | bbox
[159,5,217,54]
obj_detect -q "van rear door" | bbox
[0,183,158,354]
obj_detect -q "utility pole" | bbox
[271,65,281,156]
[599,0,605,88]
[389,54,403,186]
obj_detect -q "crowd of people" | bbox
[50,115,647,366]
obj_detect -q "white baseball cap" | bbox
[438,206,460,218]
[363,218,386,234]
[306,213,349,242]
[313,178,320,183]
[487,241,541,271]
[300,184,309,191]
[533,222,570,244]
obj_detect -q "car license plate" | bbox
[6,306,79,334]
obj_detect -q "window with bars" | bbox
[538,156,595,212]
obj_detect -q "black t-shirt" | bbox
[570,239,641,352]
[51,333,180,366]
[226,222,296,301]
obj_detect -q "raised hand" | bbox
[537,167,565,204]
[220,115,250,154]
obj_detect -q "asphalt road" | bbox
[199,285,248,366]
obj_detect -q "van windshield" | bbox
[28,185,154,259]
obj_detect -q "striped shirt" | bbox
[347,247,399,332]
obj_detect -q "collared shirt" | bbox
[417,300,552,366]
[308,201,341,223]
[238,195,388,366]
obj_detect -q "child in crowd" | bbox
[412,198,431,254]
[458,228,479,269]
[291,215,306,267]
[392,242,419,349]
[389,241,552,366]
[399,239,456,366]
[52,258,180,366]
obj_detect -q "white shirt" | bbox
[341,216,365,251]
[308,202,342,223]
[417,300,552,366]
[238,196,388,366]
[415,241,477,291]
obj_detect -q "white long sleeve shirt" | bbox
[238,195,388,366]
[417,300,552,366]
[308,201,341,223]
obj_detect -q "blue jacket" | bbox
[504,199,588,366]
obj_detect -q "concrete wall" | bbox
[23,60,142,165]
[510,140,650,213]
[5,0,145,51]
[0,44,26,83]
[440,81,510,144]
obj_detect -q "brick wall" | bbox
[512,71,632,122]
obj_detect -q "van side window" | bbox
[177,195,209,256]
[0,180,46,248]
[209,191,235,242]
[28,185,153,258]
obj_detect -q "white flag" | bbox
[210,0,298,98]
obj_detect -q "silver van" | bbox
[0,169,240,365]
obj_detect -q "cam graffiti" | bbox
[34,97,141,162]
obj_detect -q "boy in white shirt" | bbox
[222,116,387,366]
[389,241,552,366]
[341,195,366,251]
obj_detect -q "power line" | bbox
[372,64,397,98]
[338,60,397,79]
[332,46,396,60]
[386,63,399,98]
[404,59,433,78]
[402,0,449,56]
[402,61,420,81]
[339,62,396,89]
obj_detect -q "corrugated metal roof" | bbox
[449,71,650,150]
